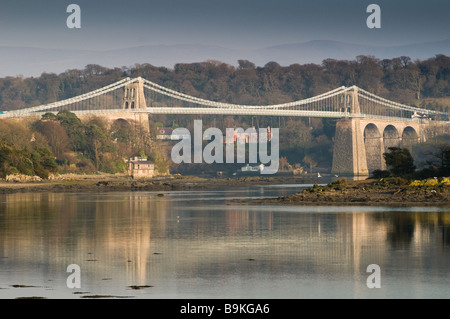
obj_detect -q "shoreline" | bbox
[1,174,449,207]
[0,174,321,194]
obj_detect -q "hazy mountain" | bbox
[258,39,450,65]
[0,44,247,77]
[257,40,377,64]
[1,40,449,77]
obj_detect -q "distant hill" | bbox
[1,39,449,77]
[259,39,450,65]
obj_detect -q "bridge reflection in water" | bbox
[0,188,449,299]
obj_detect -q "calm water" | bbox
[0,184,449,299]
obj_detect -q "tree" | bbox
[238,60,256,70]
[41,112,58,121]
[149,148,170,174]
[279,156,290,171]
[85,120,110,170]
[428,139,450,176]
[34,120,70,158]
[303,155,318,173]
[442,147,450,176]
[383,147,416,176]
[31,146,58,179]
[111,119,132,143]
[280,119,313,149]
[56,110,86,151]
[0,140,57,179]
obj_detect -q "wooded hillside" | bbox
[1,55,449,112]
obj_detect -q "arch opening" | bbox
[402,126,419,152]
[364,123,384,172]
[383,125,401,153]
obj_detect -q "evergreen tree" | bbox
[383,147,416,176]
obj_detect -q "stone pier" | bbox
[331,118,369,176]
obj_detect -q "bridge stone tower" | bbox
[332,118,369,176]
[332,87,369,176]
[123,77,147,110]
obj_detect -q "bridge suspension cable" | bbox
[1,77,447,121]
[5,78,135,117]
[143,78,350,110]
[356,86,447,116]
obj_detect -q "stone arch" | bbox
[364,123,383,172]
[402,126,419,152]
[383,125,400,152]
[113,118,131,126]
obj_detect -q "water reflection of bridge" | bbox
[1,192,449,294]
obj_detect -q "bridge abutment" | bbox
[77,112,150,133]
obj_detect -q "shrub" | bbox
[395,177,409,185]
[383,147,415,176]
[371,169,390,179]
[76,158,97,174]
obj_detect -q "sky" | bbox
[0,0,449,51]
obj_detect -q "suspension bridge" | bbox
[0,77,448,175]
[0,77,447,120]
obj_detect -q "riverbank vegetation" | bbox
[372,138,450,180]
[0,111,170,179]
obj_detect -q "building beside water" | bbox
[127,156,155,179]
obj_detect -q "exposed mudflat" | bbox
[251,178,450,206]
[0,174,319,194]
